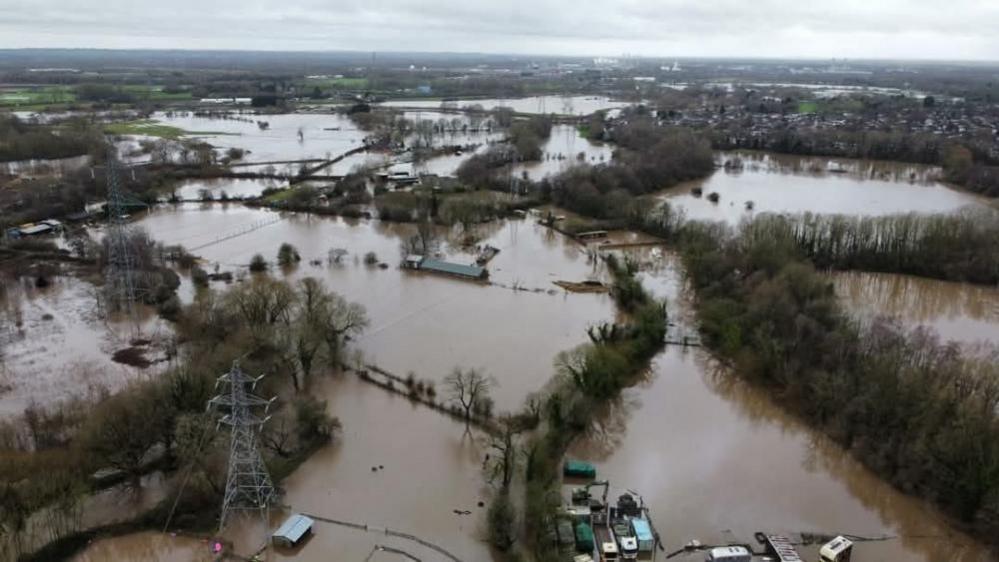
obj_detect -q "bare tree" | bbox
[443,368,495,427]
[486,415,523,489]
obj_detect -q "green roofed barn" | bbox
[403,255,488,281]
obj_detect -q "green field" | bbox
[797,100,819,114]
[0,86,76,107]
[104,119,230,140]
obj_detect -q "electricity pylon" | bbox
[103,148,138,317]
[208,362,277,531]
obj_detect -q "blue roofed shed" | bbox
[419,258,487,280]
[272,514,314,548]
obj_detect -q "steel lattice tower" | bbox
[208,363,277,531]
[104,148,138,316]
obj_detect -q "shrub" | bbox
[249,254,268,272]
[191,266,209,287]
[277,243,301,266]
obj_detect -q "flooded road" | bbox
[833,271,999,345]
[133,205,614,410]
[659,152,988,223]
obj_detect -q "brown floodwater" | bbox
[568,253,998,562]
[570,348,996,562]
[220,373,494,561]
[73,532,214,562]
[833,271,999,345]
[64,234,999,562]
[659,151,989,224]
[131,205,615,410]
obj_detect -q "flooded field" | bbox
[152,111,368,163]
[74,532,213,562]
[131,205,614,410]
[381,95,629,116]
[170,177,286,200]
[223,373,493,561]
[0,274,171,417]
[833,271,999,345]
[659,152,987,223]
[510,124,613,180]
[1,154,90,178]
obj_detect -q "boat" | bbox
[631,518,654,553]
[564,460,597,479]
[613,526,638,560]
[575,521,595,553]
[610,494,641,559]
[594,524,619,560]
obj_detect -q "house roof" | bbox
[273,514,314,544]
[420,259,485,278]
[19,224,52,235]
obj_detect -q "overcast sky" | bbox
[1,0,998,61]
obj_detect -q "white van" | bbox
[705,546,752,562]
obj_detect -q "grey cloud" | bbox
[0,0,997,60]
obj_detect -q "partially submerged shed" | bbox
[272,513,314,548]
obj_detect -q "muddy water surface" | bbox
[74,532,214,562]
[568,255,997,562]
[660,152,987,223]
[833,271,999,345]
[223,373,494,561]
[133,205,614,410]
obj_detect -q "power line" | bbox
[208,362,278,532]
[103,147,138,320]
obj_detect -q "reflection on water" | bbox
[509,124,613,180]
[171,177,285,200]
[833,271,999,345]
[660,151,988,223]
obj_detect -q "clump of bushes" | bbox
[249,254,268,272]
[277,243,301,267]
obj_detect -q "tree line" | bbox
[676,217,999,543]
[0,114,104,162]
